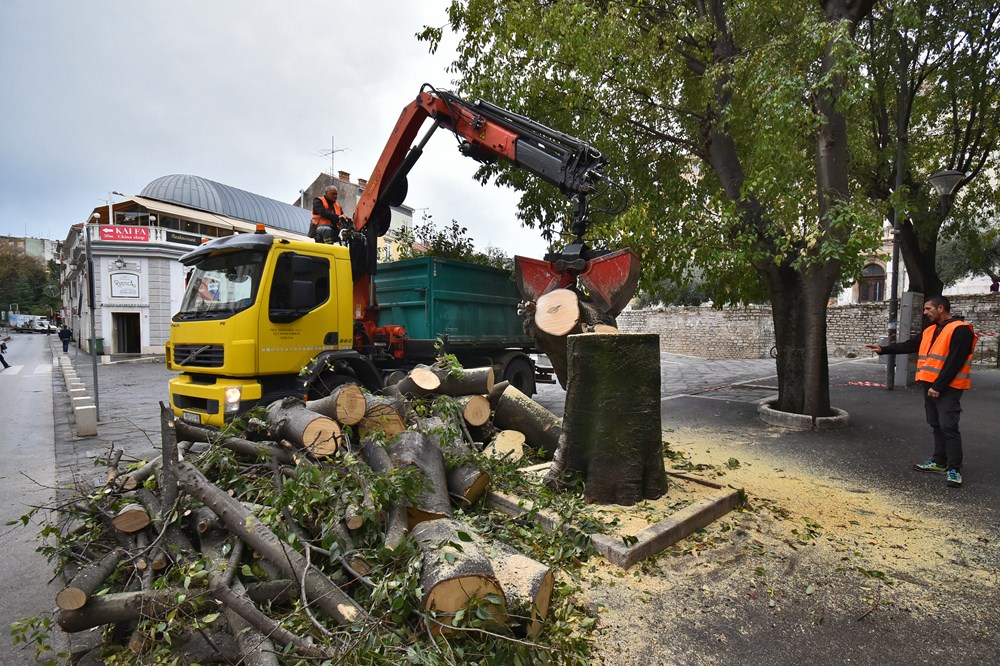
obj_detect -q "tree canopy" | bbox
[422,0,881,416]
[0,245,59,318]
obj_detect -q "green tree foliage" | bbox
[422,0,880,416]
[857,0,1000,297]
[0,245,59,316]
[394,214,513,271]
[937,224,1000,286]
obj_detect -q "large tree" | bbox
[424,0,879,417]
[858,0,1000,297]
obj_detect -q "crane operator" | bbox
[309,185,349,244]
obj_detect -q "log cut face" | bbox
[547,333,667,505]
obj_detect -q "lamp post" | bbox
[86,213,101,419]
[885,169,964,390]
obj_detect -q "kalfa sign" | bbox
[99,226,149,242]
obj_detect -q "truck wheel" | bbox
[501,356,536,396]
[308,370,358,401]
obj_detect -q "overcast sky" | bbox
[0,0,548,258]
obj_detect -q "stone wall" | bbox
[618,294,1000,361]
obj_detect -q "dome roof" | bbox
[140,174,310,234]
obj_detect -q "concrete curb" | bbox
[757,399,850,431]
[55,354,98,437]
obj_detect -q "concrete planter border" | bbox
[757,399,850,431]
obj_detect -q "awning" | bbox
[129,196,304,241]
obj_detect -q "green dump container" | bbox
[88,337,105,355]
[374,257,532,347]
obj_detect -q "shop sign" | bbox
[110,272,140,298]
[100,226,150,242]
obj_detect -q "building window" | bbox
[859,263,885,302]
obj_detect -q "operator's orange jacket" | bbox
[312,196,343,227]
[914,320,978,389]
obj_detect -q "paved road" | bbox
[0,333,67,662]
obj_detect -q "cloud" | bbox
[0,0,548,258]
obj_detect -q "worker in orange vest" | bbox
[866,295,978,488]
[308,186,348,244]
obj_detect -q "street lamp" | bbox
[929,169,964,212]
[86,213,101,419]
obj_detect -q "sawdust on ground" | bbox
[571,426,999,666]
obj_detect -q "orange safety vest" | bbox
[914,320,978,389]
[312,197,343,226]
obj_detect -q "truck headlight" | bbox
[224,386,242,414]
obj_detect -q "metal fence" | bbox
[972,331,998,367]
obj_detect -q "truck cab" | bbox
[167,232,378,427]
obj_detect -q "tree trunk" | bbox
[385,431,453,526]
[544,333,667,505]
[410,519,507,635]
[491,385,562,458]
[455,394,491,427]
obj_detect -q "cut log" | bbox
[411,519,507,635]
[111,504,150,534]
[543,333,667,505]
[487,380,510,409]
[55,548,126,611]
[492,385,563,459]
[172,460,367,625]
[358,395,407,438]
[434,366,495,397]
[189,506,222,535]
[533,288,580,336]
[306,383,367,426]
[485,429,526,461]
[456,394,491,427]
[420,416,489,507]
[520,289,619,388]
[266,397,342,457]
[356,437,408,549]
[386,364,441,397]
[386,431,452,526]
[56,588,204,633]
[475,537,554,638]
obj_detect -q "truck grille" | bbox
[172,344,225,368]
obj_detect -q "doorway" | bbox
[112,312,141,354]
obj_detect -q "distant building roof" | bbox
[140,174,311,234]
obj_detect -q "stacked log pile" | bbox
[49,364,563,663]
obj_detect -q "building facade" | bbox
[59,172,412,356]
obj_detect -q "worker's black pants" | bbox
[923,386,964,470]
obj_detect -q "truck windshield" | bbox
[175,251,266,321]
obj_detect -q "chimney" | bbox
[358,178,367,188]
[338,170,351,183]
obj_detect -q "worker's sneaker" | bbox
[946,469,963,488]
[913,459,948,473]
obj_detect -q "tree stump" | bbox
[544,333,667,505]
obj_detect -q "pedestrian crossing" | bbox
[0,364,52,376]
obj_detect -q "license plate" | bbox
[182,411,202,424]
